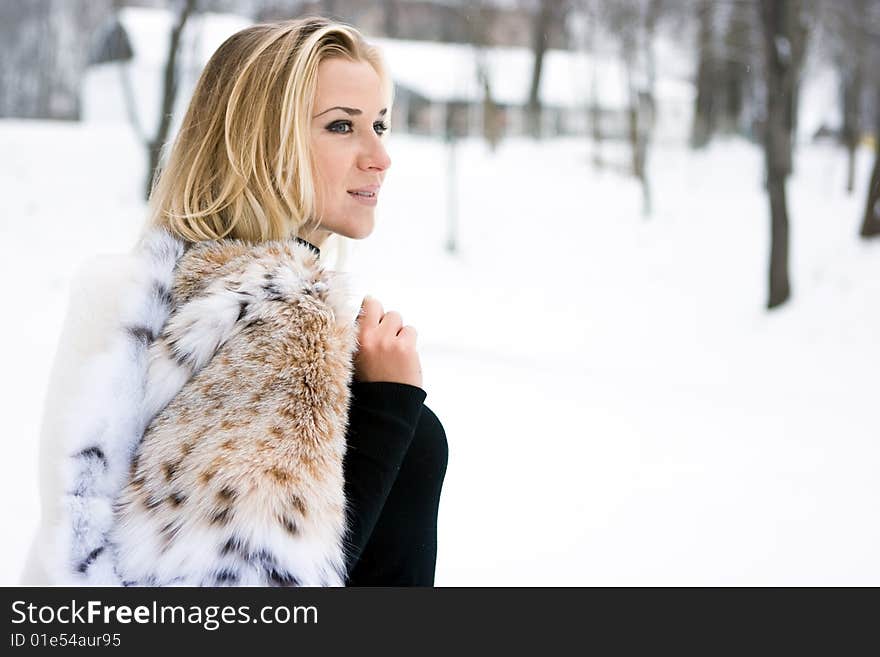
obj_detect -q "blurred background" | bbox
[1,0,879,585]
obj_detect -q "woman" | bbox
[22,16,447,587]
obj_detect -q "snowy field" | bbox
[1,119,878,585]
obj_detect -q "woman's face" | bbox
[308,57,391,242]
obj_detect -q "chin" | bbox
[343,218,375,240]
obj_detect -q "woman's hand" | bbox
[354,296,423,388]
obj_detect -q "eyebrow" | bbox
[313,106,388,118]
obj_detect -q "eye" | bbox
[374,121,389,136]
[326,120,352,134]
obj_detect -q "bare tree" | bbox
[859,59,880,238]
[823,0,868,193]
[622,0,660,216]
[860,84,880,238]
[383,0,398,37]
[855,2,880,237]
[570,0,606,169]
[144,0,199,200]
[638,0,661,216]
[720,0,758,136]
[759,0,806,309]
[584,0,604,170]
[691,0,716,148]
[526,0,565,139]
[840,46,864,193]
[477,53,503,152]
[601,0,662,215]
[462,1,503,150]
[841,37,866,194]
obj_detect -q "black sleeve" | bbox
[342,381,427,571]
[346,404,448,586]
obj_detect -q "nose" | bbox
[358,132,391,173]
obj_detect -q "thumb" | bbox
[358,294,382,326]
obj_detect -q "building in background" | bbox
[257,0,569,49]
[84,5,693,143]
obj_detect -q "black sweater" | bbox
[342,382,448,586]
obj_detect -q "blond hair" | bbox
[146,16,393,244]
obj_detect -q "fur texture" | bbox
[27,228,358,586]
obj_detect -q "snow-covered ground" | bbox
[1,119,877,585]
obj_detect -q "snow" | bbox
[2,116,878,585]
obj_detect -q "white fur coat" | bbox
[22,228,359,586]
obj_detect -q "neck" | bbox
[296,225,332,248]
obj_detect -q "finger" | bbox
[378,310,403,335]
[358,295,384,327]
[396,325,417,342]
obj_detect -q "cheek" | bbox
[314,145,348,185]
[311,155,336,209]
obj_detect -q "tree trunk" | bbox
[691,0,716,149]
[587,6,603,170]
[640,0,660,217]
[860,87,880,238]
[480,70,502,151]
[620,10,640,180]
[382,0,397,38]
[788,2,809,149]
[119,61,145,143]
[589,77,603,170]
[860,150,880,237]
[760,0,801,309]
[526,0,555,139]
[846,144,858,194]
[144,0,197,200]
[766,175,791,307]
[722,0,753,134]
[840,20,864,194]
[626,66,641,179]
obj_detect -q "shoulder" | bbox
[40,251,144,408]
[62,254,142,353]
[32,251,147,545]
[417,404,447,444]
[413,404,449,463]
[175,237,358,323]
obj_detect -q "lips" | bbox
[347,184,380,198]
[347,185,379,206]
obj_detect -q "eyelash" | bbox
[326,120,389,136]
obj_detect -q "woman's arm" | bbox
[346,404,448,586]
[342,381,426,572]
